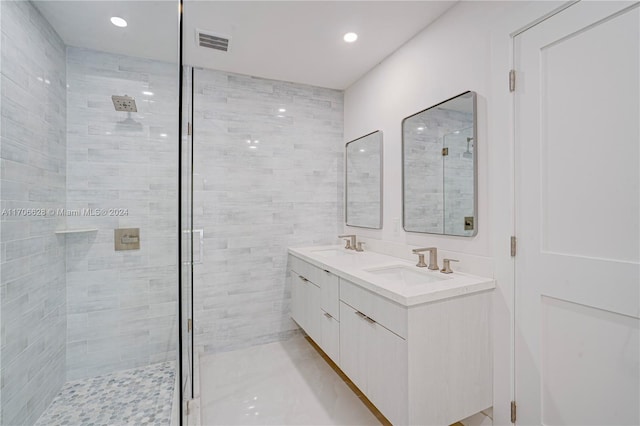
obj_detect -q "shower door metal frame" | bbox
[178,0,195,420]
[179,63,196,424]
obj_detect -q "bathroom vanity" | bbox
[288,245,494,425]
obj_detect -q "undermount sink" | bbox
[311,248,354,258]
[365,265,451,285]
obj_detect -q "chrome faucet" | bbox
[412,247,439,270]
[338,234,357,250]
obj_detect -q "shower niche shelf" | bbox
[55,228,98,234]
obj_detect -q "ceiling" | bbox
[183,1,455,89]
[34,1,456,90]
[33,1,180,63]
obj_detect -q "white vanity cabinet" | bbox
[288,251,493,425]
[289,256,340,364]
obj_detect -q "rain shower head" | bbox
[111,95,137,112]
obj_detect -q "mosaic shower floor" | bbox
[35,361,175,426]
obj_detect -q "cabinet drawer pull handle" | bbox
[299,275,308,282]
[355,311,366,318]
[324,312,332,319]
[324,269,330,273]
[364,316,376,324]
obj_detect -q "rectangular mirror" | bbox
[403,91,477,236]
[346,131,383,229]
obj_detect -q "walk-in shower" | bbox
[0,1,182,425]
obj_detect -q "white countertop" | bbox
[288,245,495,307]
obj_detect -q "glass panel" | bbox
[346,131,383,229]
[0,2,180,424]
[188,63,344,422]
[443,127,475,235]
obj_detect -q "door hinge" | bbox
[187,318,192,332]
[510,236,517,257]
[509,69,516,92]
[510,400,517,423]
[442,147,449,156]
[187,122,192,135]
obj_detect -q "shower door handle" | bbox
[192,229,204,264]
[183,229,204,265]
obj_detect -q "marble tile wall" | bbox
[192,69,344,354]
[404,124,443,233]
[65,47,178,380]
[0,1,68,424]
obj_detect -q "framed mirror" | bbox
[346,131,383,229]
[402,91,477,236]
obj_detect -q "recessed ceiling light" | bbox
[110,17,127,28]
[359,149,365,152]
[417,127,424,131]
[142,91,154,96]
[160,133,168,138]
[249,146,257,149]
[278,108,286,113]
[343,32,358,43]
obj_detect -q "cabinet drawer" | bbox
[320,309,340,364]
[289,255,339,320]
[340,278,407,339]
[289,255,309,277]
[289,255,322,285]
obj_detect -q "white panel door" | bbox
[514,2,639,425]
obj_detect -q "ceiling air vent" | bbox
[196,30,230,52]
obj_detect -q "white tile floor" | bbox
[199,335,380,425]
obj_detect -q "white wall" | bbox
[343,1,566,424]
[344,1,509,258]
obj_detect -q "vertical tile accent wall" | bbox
[193,69,344,354]
[65,47,178,380]
[0,2,67,424]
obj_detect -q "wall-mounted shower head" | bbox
[111,95,137,112]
